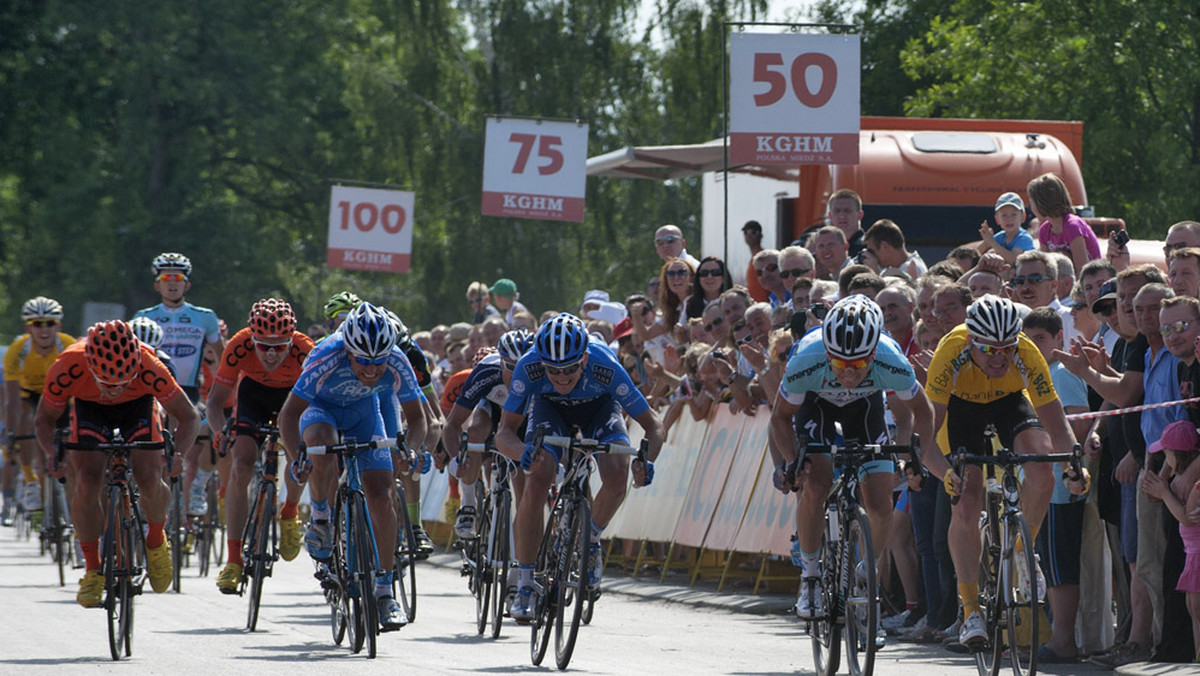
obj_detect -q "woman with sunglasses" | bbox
[769,295,936,622]
[278,302,428,633]
[204,299,316,595]
[685,256,733,320]
[657,257,695,339]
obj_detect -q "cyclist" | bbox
[443,329,533,539]
[131,253,224,525]
[768,294,935,620]
[323,291,361,334]
[921,295,1088,648]
[128,316,177,380]
[495,313,664,622]
[205,299,315,593]
[34,320,200,606]
[278,302,427,631]
[4,297,75,518]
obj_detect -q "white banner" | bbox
[729,32,860,165]
[327,185,414,273]
[482,117,588,222]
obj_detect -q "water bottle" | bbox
[790,535,804,568]
[825,504,840,542]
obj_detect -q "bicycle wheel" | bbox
[554,497,590,670]
[811,531,842,676]
[488,490,511,639]
[353,496,379,659]
[975,509,1004,676]
[393,482,417,623]
[103,487,124,661]
[530,497,564,666]
[1001,514,1039,676]
[48,482,67,587]
[168,481,185,593]
[123,510,145,659]
[474,493,493,635]
[843,506,877,676]
[209,475,225,567]
[327,498,349,646]
[246,482,276,631]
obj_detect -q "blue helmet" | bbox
[497,329,533,362]
[535,313,588,366]
[342,302,397,359]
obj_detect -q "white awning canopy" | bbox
[586,138,799,182]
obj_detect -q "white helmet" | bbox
[342,302,397,359]
[152,252,192,276]
[128,316,165,350]
[21,296,64,322]
[965,295,1023,345]
[822,294,883,361]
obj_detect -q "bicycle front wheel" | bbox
[246,482,276,631]
[530,497,564,666]
[811,531,841,676]
[394,482,417,623]
[103,487,124,661]
[354,496,379,659]
[168,480,185,593]
[1001,514,1040,676]
[975,507,1004,676]
[554,497,590,670]
[489,490,511,640]
[843,506,878,676]
[474,494,493,636]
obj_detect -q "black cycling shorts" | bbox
[233,378,290,437]
[792,390,889,446]
[945,391,1042,457]
[69,395,160,445]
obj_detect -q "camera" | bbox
[1111,229,1130,247]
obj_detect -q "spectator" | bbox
[488,278,530,326]
[964,269,1004,298]
[915,275,951,327]
[685,256,734,320]
[825,188,867,259]
[1050,252,1076,302]
[1028,172,1102,274]
[646,275,661,303]
[926,260,964,282]
[977,191,1035,265]
[789,277,815,312]
[742,221,771,302]
[946,245,982,272]
[752,249,788,307]
[658,258,695,338]
[1011,250,1079,349]
[931,284,970,335]
[655,224,700,268]
[466,281,500,323]
[837,263,874,299]
[1168,247,1200,298]
[626,293,674,365]
[810,226,851,281]
[1080,260,1119,352]
[481,317,507,347]
[865,219,928,281]
[876,284,918,357]
[847,272,887,299]
[719,287,751,330]
[510,310,537,330]
[700,302,730,348]
[1164,221,1200,260]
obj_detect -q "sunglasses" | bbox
[1161,320,1194,336]
[754,263,779,276]
[254,340,292,353]
[735,333,754,346]
[1010,274,1051,287]
[665,269,690,279]
[827,354,871,370]
[971,339,1018,356]
[26,319,58,328]
[779,267,811,280]
[697,268,724,278]
[352,354,389,366]
[545,361,583,377]
[157,273,187,283]
[655,235,680,245]
[704,316,724,333]
[501,358,518,371]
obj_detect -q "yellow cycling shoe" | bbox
[279,516,303,562]
[183,532,194,555]
[216,562,242,594]
[146,541,173,593]
[77,570,105,608]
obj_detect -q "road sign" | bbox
[482,117,588,222]
[327,185,414,273]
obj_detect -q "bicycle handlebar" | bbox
[784,435,924,492]
[540,435,644,457]
[949,443,1084,505]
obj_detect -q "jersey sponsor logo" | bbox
[179,316,192,323]
[325,380,376,399]
[615,383,630,397]
[591,365,613,387]
[523,362,545,381]
[171,344,199,359]
[138,367,171,394]
[485,384,508,406]
[47,362,87,399]
[511,379,525,395]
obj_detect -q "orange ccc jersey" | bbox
[41,341,183,409]
[214,327,315,389]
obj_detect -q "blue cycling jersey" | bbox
[132,302,221,388]
[292,332,423,407]
[504,339,649,418]
[455,353,509,412]
[779,330,920,407]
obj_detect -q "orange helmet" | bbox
[248,298,296,340]
[85,321,143,385]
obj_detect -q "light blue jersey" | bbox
[779,330,920,407]
[132,302,221,388]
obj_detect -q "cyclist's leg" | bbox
[299,405,340,558]
[223,434,259,562]
[16,398,43,509]
[363,467,397,572]
[842,393,895,561]
[792,395,836,562]
[943,397,988,618]
[454,406,493,535]
[590,398,633,529]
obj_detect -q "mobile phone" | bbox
[1111,230,1130,247]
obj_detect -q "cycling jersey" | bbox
[41,341,183,409]
[132,302,221,388]
[455,354,508,412]
[925,326,1057,408]
[214,327,315,389]
[778,330,921,407]
[503,339,649,419]
[292,332,423,408]
[440,370,471,416]
[4,332,76,395]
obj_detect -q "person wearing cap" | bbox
[488,278,529,327]
[977,191,1035,265]
[741,220,771,302]
[653,224,700,268]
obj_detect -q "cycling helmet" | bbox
[128,316,165,350]
[324,291,362,320]
[497,329,533,362]
[152,252,192,276]
[535,313,589,366]
[248,298,296,340]
[965,294,1023,346]
[85,320,143,384]
[342,302,397,359]
[21,296,64,322]
[822,294,883,361]
[381,308,412,351]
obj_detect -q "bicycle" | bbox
[392,431,419,625]
[166,466,186,592]
[41,431,74,587]
[299,436,400,659]
[8,434,38,543]
[192,431,224,578]
[527,428,647,671]
[61,432,173,661]
[786,435,924,676]
[231,422,283,631]
[462,434,516,639]
[951,426,1084,676]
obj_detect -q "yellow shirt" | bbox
[4,332,76,396]
[925,326,1057,409]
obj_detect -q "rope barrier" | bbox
[1064,396,1200,421]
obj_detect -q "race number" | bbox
[729,33,860,166]
[326,185,415,273]
[482,117,588,222]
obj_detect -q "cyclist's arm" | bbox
[767,396,803,467]
[922,399,952,480]
[441,402,473,460]
[277,392,310,460]
[33,398,65,462]
[887,387,935,458]
[420,395,442,448]
[399,396,427,452]
[1032,397,1077,459]
[204,381,234,439]
[4,379,20,439]
[631,406,664,462]
[162,393,201,452]
[494,409,525,465]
